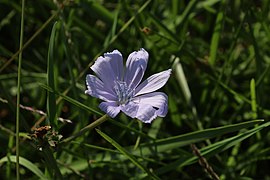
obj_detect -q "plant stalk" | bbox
[16,0,25,179]
[60,114,109,144]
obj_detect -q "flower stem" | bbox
[60,114,109,144]
[16,0,25,179]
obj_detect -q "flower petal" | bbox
[104,50,124,79]
[133,92,168,123]
[120,101,139,118]
[85,74,117,101]
[124,48,149,90]
[135,69,172,96]
[135,104,158,123]
[91,50,123,89]
[99,101,121,118]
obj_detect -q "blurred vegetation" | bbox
[1,0,270,179]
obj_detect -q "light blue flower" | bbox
[85,48,171,123]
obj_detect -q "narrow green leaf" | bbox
[210,75,270,116]
[131,120,263,156]
[148,13,180,45]
[47,21,59,127]
[209,0,225,65]
[104,0,152,49]
[176,0,197,25]
[172,56,202,130]
[40,83,102,116]
[184,121,270,166]
[42,145,62,179]
[196,0,221,9]
[71,141,120,154]
[148,118,162,139]
[0,156,47,180]
[89,120,264,164]
[250,78,261,139]
[103,8,119,48]
[172,0,179,17]
[96,129,160,180]
[250,78,257,119]
[61,114,109,144]
[6,135,14,179]
[87,1,115,24]
[156,121,270,175]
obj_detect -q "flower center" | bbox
[114,81,134,105]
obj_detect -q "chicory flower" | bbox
[85,48,171,123]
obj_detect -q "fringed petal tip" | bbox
[124,48,149,89]
[138,116,158,123]
[104,49,122,56]
[133,92,168,123]
[137,48,149,61]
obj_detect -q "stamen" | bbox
[114,81,134,105]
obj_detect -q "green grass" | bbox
[1,0,270,179]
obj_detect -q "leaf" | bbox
[131,120,263,156]
[250,78,257,119]
[47,21,60,127]
[96,128,160,180]
[155,121,270,175]
[40,83,102,116]
[209,0,225,65]
[85,120,263,165]
[0,156,47,180]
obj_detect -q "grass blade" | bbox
[0,156,47,180]
[40,83,102,115]
[172,56,202,130]
[96,128,160,180]
[47,21,60,127]
[131,120,263,156]
[209,0,225,65]
[156,121,270,175]
[89,120,263,164]
[250,78,257,119]
[184,121,270,166]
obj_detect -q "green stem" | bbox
[16,0,25,179]
[61,114,109,144]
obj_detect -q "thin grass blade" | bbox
[96,128,160,180]
[0,156,47,180]
[47,21,60,127]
